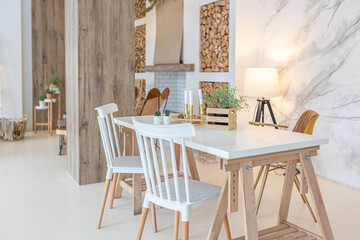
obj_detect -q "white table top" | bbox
[114,115,329,160]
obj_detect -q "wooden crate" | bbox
[206,108,236,131]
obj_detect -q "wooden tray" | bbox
[171,114,206,125]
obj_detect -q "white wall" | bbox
[0,0,23,118]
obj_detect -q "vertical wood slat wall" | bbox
[32,0,66,128]
[66,0,135,185]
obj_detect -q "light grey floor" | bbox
[1,132,359,239]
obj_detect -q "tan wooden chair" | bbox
[254,110,319,222]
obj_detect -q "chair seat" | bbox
[152,177,221,210]
[111,156,144,174]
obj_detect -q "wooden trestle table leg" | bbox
[240,161,258,240]
[185,147,200,181]
[207,175,229,240]
[300,152,334,240]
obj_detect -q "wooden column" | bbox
[65,0,135,185]
[32,0,66,129]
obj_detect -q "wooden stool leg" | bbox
[300,153,334,239]
[109,173,119,209]
[49,102,52,136]
[182,221,189,240]
[97,179,111,229]
[136,207,149,240]
[174,211,180,240]
[151,203,157,233]
[223,213,231,240]
[256,164,270,214]
[294,175,317,222]
[254,165,265,189]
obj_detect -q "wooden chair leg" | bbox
[151,203,157,233]
[294,175,317,222]
[96,179,111,229]
[256,164,270,214]
[254,165,265,189]
[174,211,180,240]
[136,207,149,240]
[109,173,119,209]
[182,221,189,240]
[223,213,231,240]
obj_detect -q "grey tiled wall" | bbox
[154,72,186,113]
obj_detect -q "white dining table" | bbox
[114,115,334,240]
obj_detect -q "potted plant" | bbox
[153,110,162,125]
[163,109,171,124]
[47,76,63,91]
[63,112,67,120]
[203,84,249,130]
[38,95,46,108]
[46,88,55,99]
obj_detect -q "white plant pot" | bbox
[39,101,46,108]
[153,116,163,125]
[163,116,171,125]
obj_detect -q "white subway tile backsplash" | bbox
[154,72,186,113]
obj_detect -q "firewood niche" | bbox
[200,0,230,72]
[135,25,146,73]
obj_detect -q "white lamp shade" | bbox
[243,68,281,98]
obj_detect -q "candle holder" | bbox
[200,104,205,126]
[184,104,189,122]
[189,105,194,124]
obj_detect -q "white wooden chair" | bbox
[133,118,231,240]
[95,103,157,229]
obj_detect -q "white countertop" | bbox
[114,115,329,160]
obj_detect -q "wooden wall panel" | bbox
[66,0,135,185]
[32,0,65,128]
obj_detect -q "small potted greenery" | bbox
[47,76,63,91]
[38,95,46,108]
[203,84,249,130]
[163,109,171,125]
[46,88,55,99]
[63,112,67,120]
[153,110,162,125]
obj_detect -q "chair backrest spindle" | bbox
[95,103,121,167]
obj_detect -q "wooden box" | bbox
[206,108,237,131]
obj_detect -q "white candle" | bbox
[184,90,188,104]
[189,90,193,105]
[198,89,203,105]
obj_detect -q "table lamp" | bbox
[244,68,281,128]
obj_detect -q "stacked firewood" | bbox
[135,25,146,73]
[200,0,229,72]
[135,0,146,20]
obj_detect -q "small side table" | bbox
[34,99,56,136]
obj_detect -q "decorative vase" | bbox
[163,116,171,125]
[39,100,46,108]
[206,108,237,131]
[46,93,53,99]
[153,116,162,125]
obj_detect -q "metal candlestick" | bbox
[200,104,205,126]
[184,104,189,122]
[190,105,194,124]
